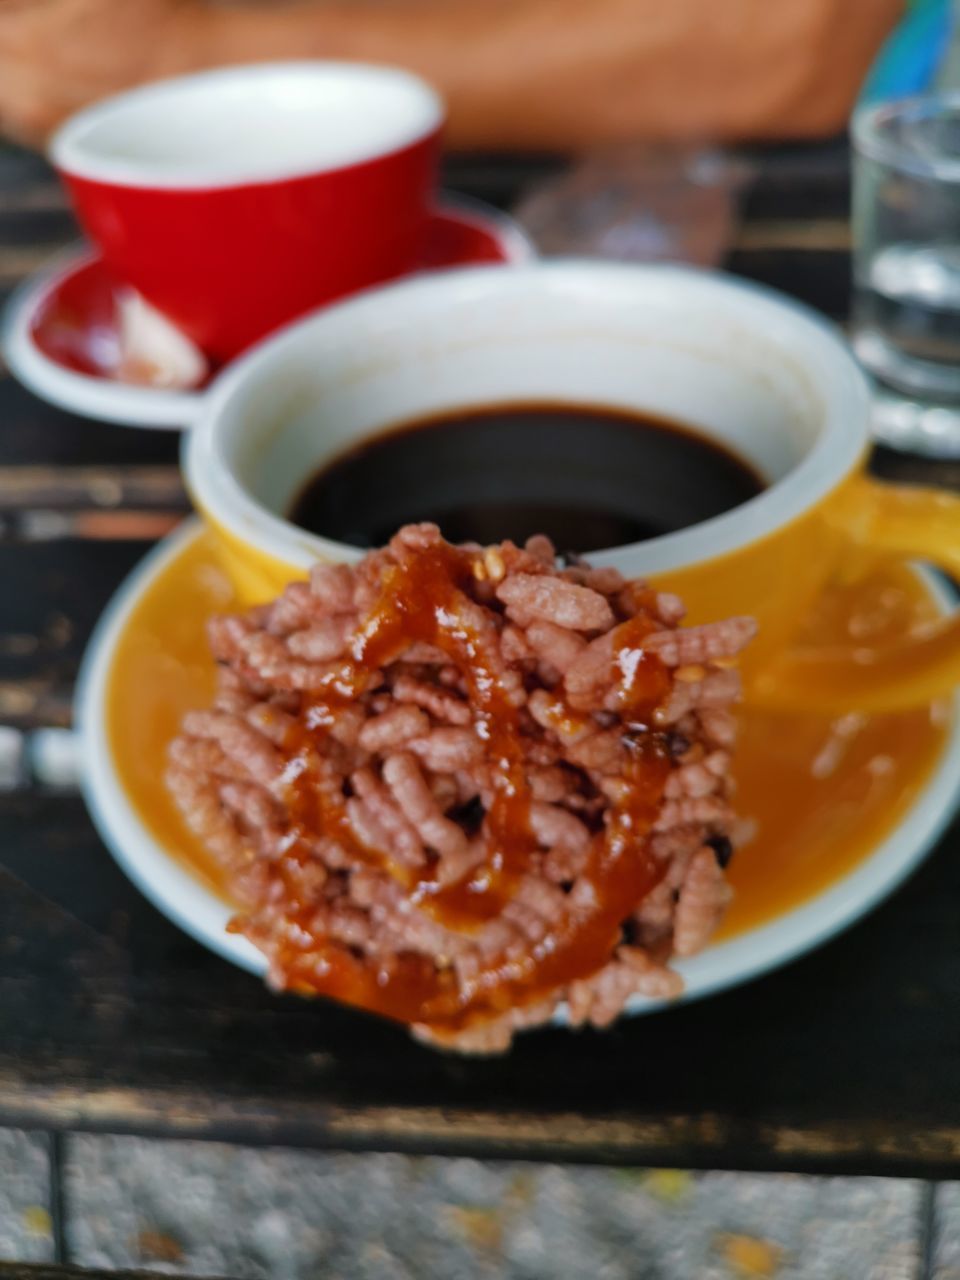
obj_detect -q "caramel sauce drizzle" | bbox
[241,543,672,1032]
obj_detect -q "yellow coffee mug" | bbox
[185,262,960,714]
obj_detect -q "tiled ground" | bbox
[0,1128,54,1264]
[3,1126,960,1278]
[933,1183,960,1280]
[60,1135,926,1280]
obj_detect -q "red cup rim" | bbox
[49,61,445,192]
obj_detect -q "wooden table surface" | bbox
[2,138,960,1182]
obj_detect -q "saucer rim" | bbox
[2,243,203,429]
[1,195,535,432]
[77,517,960,1019]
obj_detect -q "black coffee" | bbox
[288,403,765,552]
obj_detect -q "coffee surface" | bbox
[289,402,765,551]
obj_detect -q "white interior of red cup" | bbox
[49,62,444,189]
[186,261,870,578]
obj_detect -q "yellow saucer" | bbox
[78,519,960,1007]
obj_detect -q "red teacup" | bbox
[49,62,444,361]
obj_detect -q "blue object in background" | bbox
[860,0,955,104]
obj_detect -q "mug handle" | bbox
[748,474,960,713]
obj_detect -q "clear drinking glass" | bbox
[852,93,960,454]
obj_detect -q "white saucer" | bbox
[78,519,960,1021]
[2,195,535,431]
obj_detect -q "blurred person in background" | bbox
[0,0,902,150]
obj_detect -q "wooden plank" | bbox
[7,1081,960,1179]
[0,143,58,192]
[0,465,185,544]
[0,210,76,250]
[0,510,183,545]
[4,1073,960,1178]
[872,446,960,492]
[441,152,564,210]
[0,376,183,468]
[0,466,185,510]
[0,680,72,727]
[738,140,849,223]
[733,220,850,252]
[1,784,959,1175]
[0,538,148,724]
[727,248,850,318]
[0,184,67,214]
[0,245,72,287]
